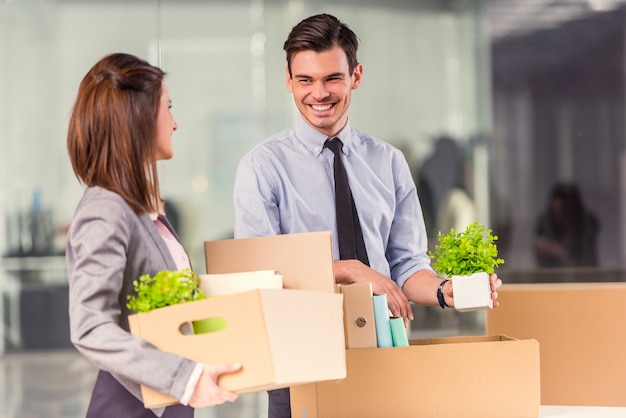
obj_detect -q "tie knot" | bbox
[324,137,343,155]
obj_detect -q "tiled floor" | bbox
[0,306,483,418]
[1,349,96,418]
[0,348,268,418]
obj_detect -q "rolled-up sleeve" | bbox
[385,151,434,289]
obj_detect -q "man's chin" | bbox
[305,115,346,135]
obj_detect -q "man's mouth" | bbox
[310,103,333,111]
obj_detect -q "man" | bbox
[233,13,501,418]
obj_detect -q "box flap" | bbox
[204,231,335,293]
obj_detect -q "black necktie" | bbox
[325,138,370,266]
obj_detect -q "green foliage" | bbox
[428,221,505,277]
[126,268,206,313]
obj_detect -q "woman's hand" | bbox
[188,363,241,407]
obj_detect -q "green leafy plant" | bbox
[428,221,505,277]
[126,268,206,313]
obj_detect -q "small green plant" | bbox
[428,221,504,277]
[126,268,206,313]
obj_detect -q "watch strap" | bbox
[437,279,450,309]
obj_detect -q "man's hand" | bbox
[489,273,502,308]
[440,272,502,308]
[333,259,413,322]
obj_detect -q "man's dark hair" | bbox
[283,13,359,77]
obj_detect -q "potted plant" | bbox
[428,221,504,311]
[126,268,206,313]
[126,269,222,333]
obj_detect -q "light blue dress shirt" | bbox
[233,116,433,289]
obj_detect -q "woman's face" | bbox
[155,82,178,161]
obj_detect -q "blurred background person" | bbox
[534,181,599,268]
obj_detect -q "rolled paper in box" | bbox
[198,270,283,296]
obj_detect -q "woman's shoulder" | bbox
[80,186,126,205]
[68,186,148,243]
[74,186,137,220]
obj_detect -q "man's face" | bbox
[286,45,362,137]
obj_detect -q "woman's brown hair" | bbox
[67,53,165,214]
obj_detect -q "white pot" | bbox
[451,271,492,312]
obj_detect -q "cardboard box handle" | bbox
[190,316,228,335]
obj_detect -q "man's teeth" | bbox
[312,104,332,111]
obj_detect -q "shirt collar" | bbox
[294,115,353,156]
[148,212,159,222]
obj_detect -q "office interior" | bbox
[1,0,625,416]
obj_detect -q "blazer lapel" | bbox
[157,214,194,271]
[138,212,178,271]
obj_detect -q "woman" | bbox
[66,53,240,417]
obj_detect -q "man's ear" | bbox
[351,63,363,90]
[285,66,293,93]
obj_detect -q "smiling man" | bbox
[233,13,501,418]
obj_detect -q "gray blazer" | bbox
[66,186,196,415]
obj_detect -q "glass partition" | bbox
[1,0,625,414]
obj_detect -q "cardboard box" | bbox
[336,283,377,348]
[290,335,540,418]
[204,231,335,293]
[486,283,626,406]
[128,288,346,408]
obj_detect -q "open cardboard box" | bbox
[290,335,541,418]
[128,288,346,408]
[487,282,626,406]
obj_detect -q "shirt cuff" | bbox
[179,363,204,406]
